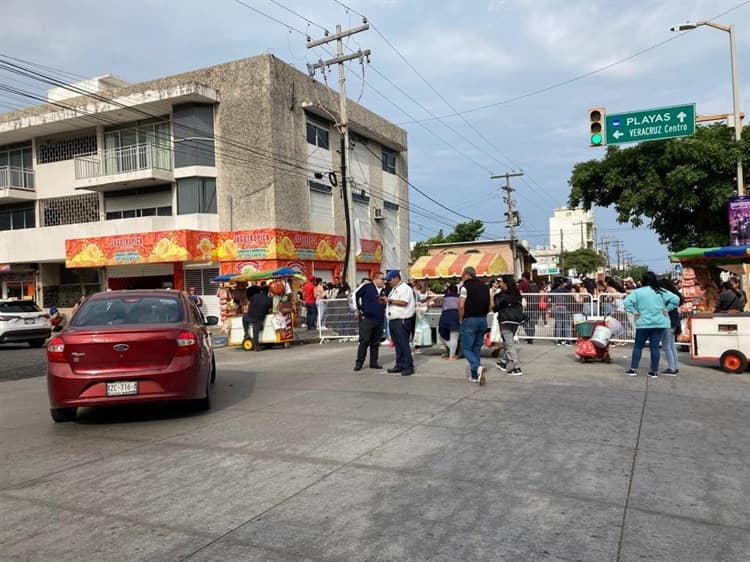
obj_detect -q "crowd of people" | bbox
[340,267,749,384]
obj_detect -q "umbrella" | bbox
[230,267,306,283]
[211,274,235,282]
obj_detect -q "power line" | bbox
[393,0,750,124]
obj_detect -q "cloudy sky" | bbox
[2,0,749,271]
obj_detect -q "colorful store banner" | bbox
[66,230,218,268]
[66,228,383,270]
[215,229,383,264]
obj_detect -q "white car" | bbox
[0,300,51,348]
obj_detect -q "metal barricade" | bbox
[517,293,594,343]
[596,293,636,342]
[317,298,360,343]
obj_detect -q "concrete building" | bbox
[549,207,595,253]
[0,55,408,311]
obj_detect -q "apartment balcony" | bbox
[73,143,174,192]
[0,166,36,203]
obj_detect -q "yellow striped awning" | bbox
[409,252,510,279]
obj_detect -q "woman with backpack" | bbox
[493,274,525,376]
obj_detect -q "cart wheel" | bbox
[604,353,611,364]
[242,338,253,351]
[720,350,747,374]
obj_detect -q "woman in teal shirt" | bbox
[623,271,680,379]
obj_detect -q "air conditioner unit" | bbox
[372,207,384,220]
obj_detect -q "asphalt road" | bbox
[2,340,750,561]
[0,344,47,381]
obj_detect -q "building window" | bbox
[37,130,97,164]
[310,183,333,234]
[381,148,396,175]
[306,121,330,150]
[0,144,34,189]
[173,103,215,167]
[177,177,217,214]
[106,207,172,220]
[0,203,35,231]
[40,194,100,226]
[104,185,172,220]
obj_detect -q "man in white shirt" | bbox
[385,270,415,376]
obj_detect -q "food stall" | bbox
[670,245,750,372]
[213,267,305,349]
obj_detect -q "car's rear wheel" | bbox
[210,352,216,384]
[50,407,77,422]
[195,381,211,411]
[28,339,46,348]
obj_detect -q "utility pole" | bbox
[611,240,624,273]
[307,23,371,288]
[491,171,524,277]
[599,237,611,271]
[559,228,564,275]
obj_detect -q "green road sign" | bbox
[605,103,695,145]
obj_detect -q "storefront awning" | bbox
[670,245,750,264]
[409,252,509,279]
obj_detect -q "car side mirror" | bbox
[205,315,219,326]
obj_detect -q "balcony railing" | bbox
[0,166,35,190]
[74,143,173,180]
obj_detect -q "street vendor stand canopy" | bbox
[671,245,750,263]
[409,252,509,279]
[671,245,750,274]
[230,267,307,283]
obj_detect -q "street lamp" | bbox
[671,20,744,196]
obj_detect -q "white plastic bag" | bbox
[606,316,624,335]
[490,313,502,343]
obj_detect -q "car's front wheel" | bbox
[28,339,46,348]
[50,407,77,422]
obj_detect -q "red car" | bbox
[47,290,217,422]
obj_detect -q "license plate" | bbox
[24,318,34,325]
[106,381,138,396]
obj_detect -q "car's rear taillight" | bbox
[47,337,66,363]
[0,315,12,322]
[175,331,198,356]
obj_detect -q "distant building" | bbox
[549,207,595,252]
[529,207,598,279]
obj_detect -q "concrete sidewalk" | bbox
[1,339,749,561]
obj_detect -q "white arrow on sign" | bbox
[613,130,624,139]
[676,111,687,123]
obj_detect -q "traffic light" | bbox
[589,107,605,147]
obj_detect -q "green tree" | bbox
[410,221,485,262]
[443,220,485,243]
[623,264,648,281]
[561,248,607,276]
[569,124,749,251]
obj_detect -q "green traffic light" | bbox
[590,133,603,145]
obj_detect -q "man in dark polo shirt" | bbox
[459,266,490,385]
[353,272,387,371]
